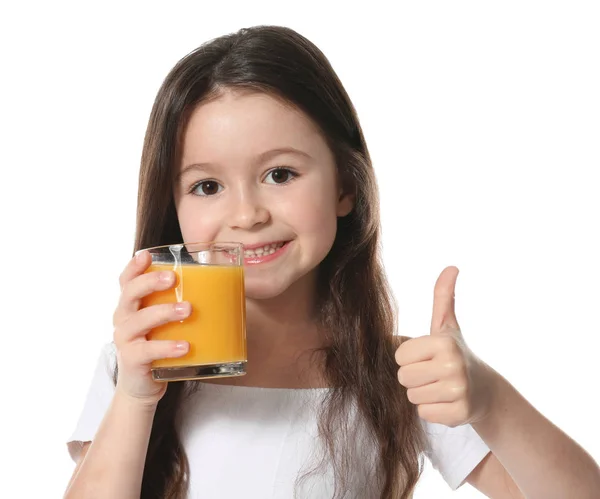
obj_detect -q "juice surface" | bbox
[141,263,247,368]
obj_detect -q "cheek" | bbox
[176,199,221,242]
[280,187,339,248]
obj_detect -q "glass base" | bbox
[152,361,246,382]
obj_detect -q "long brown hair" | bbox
[113,25,426,498]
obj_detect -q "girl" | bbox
[64,25,600,498]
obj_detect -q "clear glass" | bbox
[137,242,247,382]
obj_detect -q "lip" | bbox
[244,241,290,265]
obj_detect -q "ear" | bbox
[336,188,355,217]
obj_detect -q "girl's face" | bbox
[173,90,353,300]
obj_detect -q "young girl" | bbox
[64,25,600,499]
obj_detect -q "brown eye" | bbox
[265,168,296,185]
[192,181,222,196]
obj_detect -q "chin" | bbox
[244,281,291,301]
[243,268,313,301]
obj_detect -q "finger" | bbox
[119,339,190,367]
[398,360,455,388]
[430,266,460,335]
[395,335,453,366]
[114,269,177,325]
[406,381,467,405]
[114,301,191,345]
[119,250,156,291]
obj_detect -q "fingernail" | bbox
[175,302,190,315]
[160,271,174,282]
[175,341,189,350]
[136,251,145,263]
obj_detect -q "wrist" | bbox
[113,387,161,415]
[472,363,513,432]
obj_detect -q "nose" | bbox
[228,187,270,230]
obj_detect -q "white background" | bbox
[1,1,598,498]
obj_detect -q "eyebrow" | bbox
[177,147,313,179]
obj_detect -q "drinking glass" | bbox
[138,241,246,382]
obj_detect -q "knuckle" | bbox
[447,358,467,379]
[118,267,132,289]
[437,335,456,352]
[450,383,467,399]
[438,344,462,365]
[135,307,155,330]
[120,341,145,366]
[113,326,133,350]
[120,280,132,301]
[449,343,462,358]
[442,360,460,377]
[112,304,127,327]
[157,304,176,324]
[115,313,146,343]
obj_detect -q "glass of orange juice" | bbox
[138,241,246,382]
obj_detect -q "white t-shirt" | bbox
[67,343,490,497]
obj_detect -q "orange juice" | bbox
[141,263,246,369]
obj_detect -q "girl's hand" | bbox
[112,250,192,407]
[395,267,496,428]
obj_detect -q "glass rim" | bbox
[135,241,244,255]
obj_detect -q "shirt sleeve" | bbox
[66,342,117,463]
[421,419,491,490]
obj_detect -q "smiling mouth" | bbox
[243,241,286,258]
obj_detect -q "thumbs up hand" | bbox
[395,266,496,428]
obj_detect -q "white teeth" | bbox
[244,242,285,257]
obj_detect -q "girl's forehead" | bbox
[180,91,327,162]
[186,90,314,135]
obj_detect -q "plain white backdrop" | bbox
[1,1,598,497]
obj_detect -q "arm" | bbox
[466,452,524,498]
[395,267,600,498]
[64,391,157,499]
[468,365,600,499]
